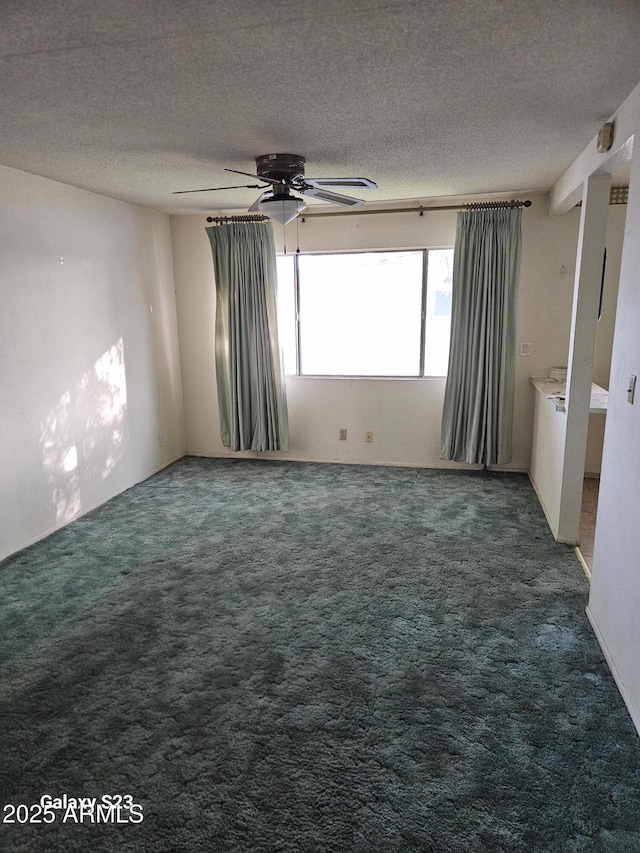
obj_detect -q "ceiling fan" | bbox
[173,153,378,224]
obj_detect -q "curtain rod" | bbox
[206,214,269,224]
[300,198,532,221]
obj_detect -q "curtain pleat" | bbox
[206,222,288,452]
[441,207,522,466]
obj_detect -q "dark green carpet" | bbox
[1,457,639,852]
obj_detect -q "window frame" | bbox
[277,247,453,379]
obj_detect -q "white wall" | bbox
[588,146,640,733]
[529,174,623,544]
[550,79,640,734]
[584,203,627,476]
[172,193,586,471]
[529,386,567,537]
[0,165,185,561]
[594,204,627,389]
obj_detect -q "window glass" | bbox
[298,252,423,376]
[275,255,297,376]
[275,248,453,377]
[424,249,453,376]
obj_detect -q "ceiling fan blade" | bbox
[298,186,365,207]
[226,168,281,186]
[172,183,267,194]
[303,177,378,190]
[248,191,272,212]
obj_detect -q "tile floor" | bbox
[578,477,599,574]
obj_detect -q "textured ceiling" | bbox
[2,0,640,214]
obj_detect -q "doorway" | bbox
[576,183,628,575]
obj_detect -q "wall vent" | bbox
[609,186,628,205]
[576,186,628,208]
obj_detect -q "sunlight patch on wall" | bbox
[40,338,129,524]
[40,390,81,524]
[78,338,128,480]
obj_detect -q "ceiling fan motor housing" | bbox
[255,153,306,183]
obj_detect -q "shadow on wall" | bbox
[39,338,129,524]
[134,210,184,441]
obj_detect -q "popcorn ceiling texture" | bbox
[1,457,639,851]
[1,1,640,213]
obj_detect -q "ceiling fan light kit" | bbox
[257,192,307,225]
[174,153,377,223]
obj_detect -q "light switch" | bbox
[628,374,636,404]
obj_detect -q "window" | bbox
[276,248,453,377]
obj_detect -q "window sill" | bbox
[285,374,447,380]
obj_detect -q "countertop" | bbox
[531,377,608,414]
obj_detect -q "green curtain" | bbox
[206,222,288,452]
[441,207,522,466]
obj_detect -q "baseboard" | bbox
[189,450,528,473]
[586,605,640,738]
[527,471,581,545]
[575,547,592,581]
[1,451,186,564]
[189,449,477,469]
[527,472,561,540]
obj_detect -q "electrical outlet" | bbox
[365,431,373,443]
[519,342,531,357]
[339,428,347,440]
